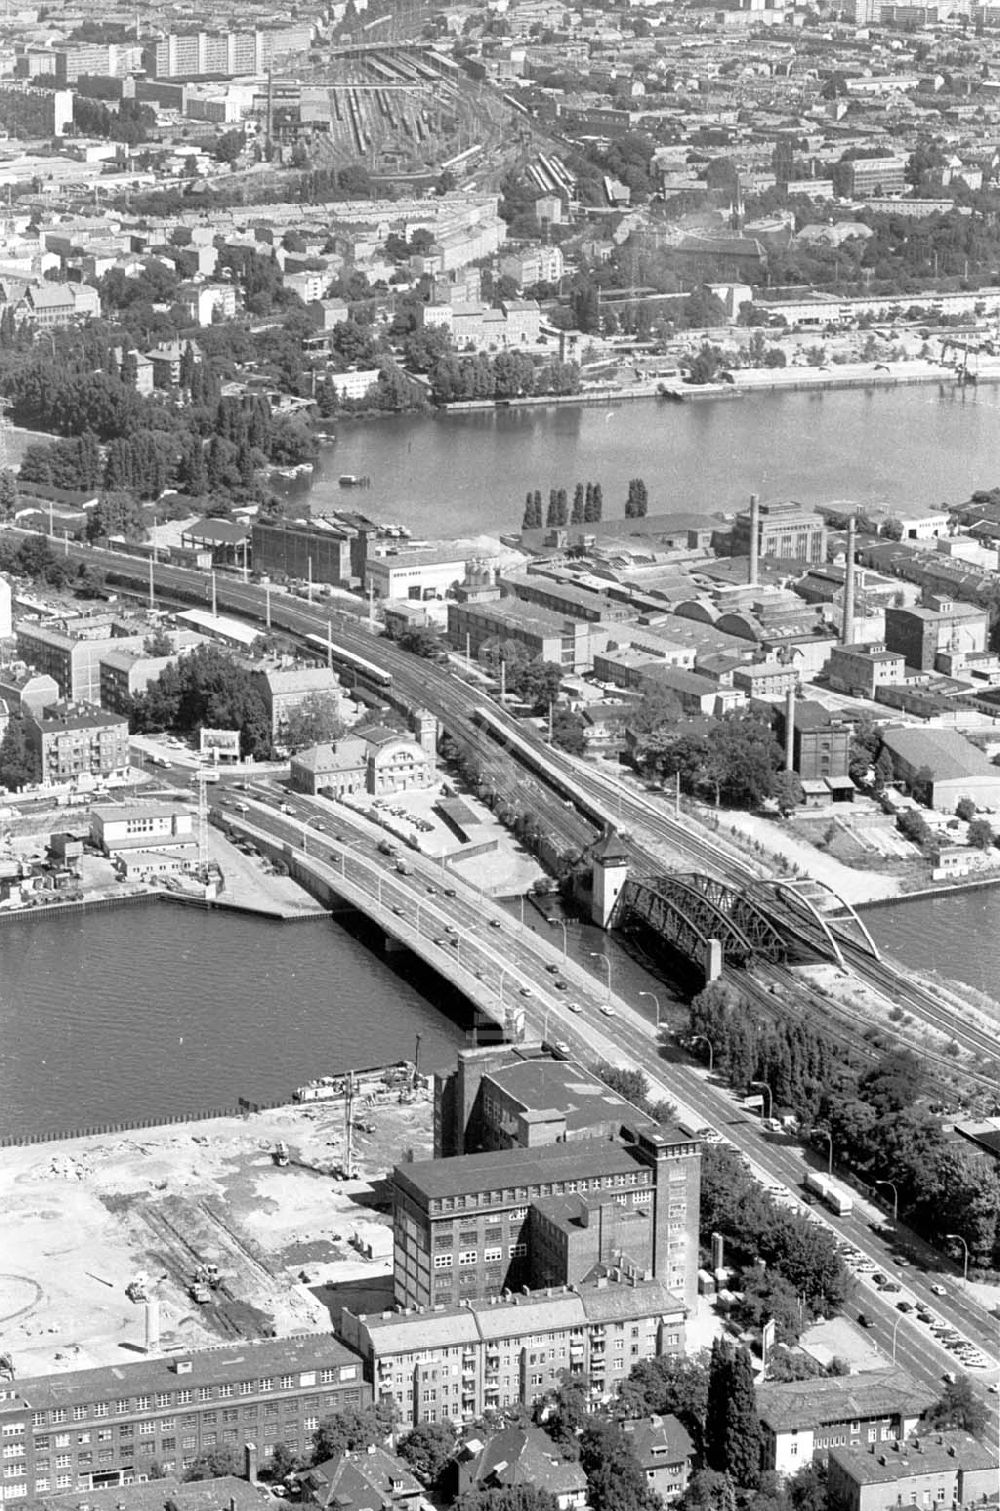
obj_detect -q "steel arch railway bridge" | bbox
[613,873,788,974]
[610,872,878,978]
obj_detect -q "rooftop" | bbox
[394,1136,648,1204]
[828,1431,997,1484]
[486,1057,659,1137]
[880,725,997,783]
[0,1335,362,1416]
[756,1368,936,1433]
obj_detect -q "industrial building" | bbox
[446,600,608,673]
[883,599,988,674]
[730,498,827,567]
[0,1335,368,1501]
[879,725,1000,813]
[399,1048,701,1313]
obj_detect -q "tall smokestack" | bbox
[784,685,795,773]
[748,493,760,587]
[144,1298,160,1354]
[842,516,856,644]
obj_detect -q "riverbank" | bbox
[0,1093,433,1376]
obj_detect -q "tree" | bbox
[0,468,18,519]
[550,708,586,755]
[0,717,39,792]
[897,809,932,848]
[571,483,585,525]
[680,1470,737,1511]
[458,1489,559,1511]
[924,1377,987,1436]
[312,1402,397,1463]
[538,1369,591,1449]
[397,626,447,661]
[772,771,804,816]
[705,1340,760,1488]
[620,1353,710,1451]
[625,478,649,519]
[266,1443,303,1482]
[507,658,563,714]
[281,694,347,753]
[579,1420,662,1511]
[183,1446,241,1481]
[910,765,934,805]
[954,796,976,822]
[396,1420,457,1488]
[967,817,994,850]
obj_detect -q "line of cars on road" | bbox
[848,1247,992,1370]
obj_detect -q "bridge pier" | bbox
[704,939,723,982]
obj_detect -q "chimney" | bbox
[245,1443,259,1483]
[842,516,856,644]
[748,493,760,587]
[784,685,795,773]
[144,1297,160,1354]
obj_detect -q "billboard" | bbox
[199,727,241,762]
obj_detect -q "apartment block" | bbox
[340,1271,686,1429]
[17,620,149,705]
[0,1335,368,1502]
[827,1431,997,1511]
[25,703,130,785]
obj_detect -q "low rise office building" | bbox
[757,1368,937,1473]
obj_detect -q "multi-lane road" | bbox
[47,539,1000,1389]
[205,774,998,1397]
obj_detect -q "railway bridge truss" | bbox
[613,873,788,973]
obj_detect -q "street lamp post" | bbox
[750,1080,773,1122]
[890,1312,903,1364]
[638,990,661,1029]
[690,1035,714,1073]
[875,1179,899,1223]
[590,951,612,1002]
[550,919,568,961]
[946,1233,970,1284]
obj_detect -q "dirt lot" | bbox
[0,1091,433,1378]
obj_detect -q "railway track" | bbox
[65,544,1000,1078]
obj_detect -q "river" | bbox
[6,382,1000,1136]
[0,899,699,1140]
[300,382,1000,538]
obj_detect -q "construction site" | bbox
[0,1077,432,1379]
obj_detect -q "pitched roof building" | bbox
[756,1368,937,1473]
